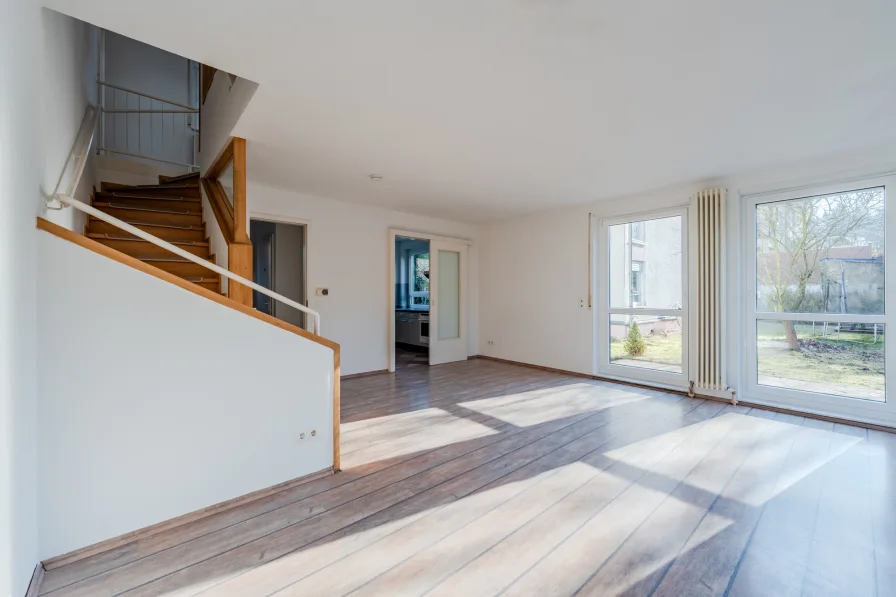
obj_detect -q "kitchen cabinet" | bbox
[395,310,428,346]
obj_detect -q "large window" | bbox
[746,178,895,425]
[410,252,430,305]
[598,209,687,385]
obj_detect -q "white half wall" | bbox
[247,180,480,376]
[37,231,336,559]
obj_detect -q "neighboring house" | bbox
[608,217,682,337]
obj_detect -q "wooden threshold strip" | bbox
[475,355,896,434]
[36,217,342,483]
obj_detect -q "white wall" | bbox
[479,141,896,391]
[103,31,197,167]
[40,10,99,233]
[247,180,480,376]
[198,70,257,172]
[0,2,41,594]
[104,31,190,106]
[36,232,336,558]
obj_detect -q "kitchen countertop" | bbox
[396,308,429,313]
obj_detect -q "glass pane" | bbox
[219,160,235,206]
[756,187,885,314]
[609,216,682,309]
[438,250,460,340]
[609,313,683,374]
[757,320,885,402]
[413,254,429,293]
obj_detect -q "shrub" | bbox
[624,322,646,356]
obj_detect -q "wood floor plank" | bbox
[41,384,581,593]
[261,401,724,597]
[420,410,747,597]
[108,390,662,596]
[572,410,775,596]
[493,405,743,597]
[724,419,838,597]
[648,412,807,597]
[40,361,892,597]
[49,406,604,597]
[800,424,875,597]
[132,395,708,597]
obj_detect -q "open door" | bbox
[429,240,468,365]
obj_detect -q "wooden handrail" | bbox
[36,217,341,472]
[202,137,252,306]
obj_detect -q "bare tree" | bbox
[756,188,884,350]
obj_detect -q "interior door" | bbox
[429,241,468,365]
[597,208,689,388]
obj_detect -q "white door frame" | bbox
[388,229,473,372]
[595,206,690,390]
[741,174,896,427]
[250,211,312,331]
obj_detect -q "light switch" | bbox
[316,288,329,296]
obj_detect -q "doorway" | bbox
[250,218,307,329]
[394,236,430,369]
[596,208,689,388]
[389,230,470,371]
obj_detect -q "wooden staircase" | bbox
[87,172,222,293]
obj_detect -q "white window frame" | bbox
[409,251,430,305]
[596,206,689,389]
[741,174,896,427]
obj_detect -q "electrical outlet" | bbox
[487,340,495,345]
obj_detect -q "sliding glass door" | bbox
[744,175,896,426]
[597,208,689,388]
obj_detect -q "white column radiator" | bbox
[693,188,733,401]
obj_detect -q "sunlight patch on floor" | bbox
[342,407,453,434]
[458,383,648,427]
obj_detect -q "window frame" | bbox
[409,252,430,305]
[741,174,895,427]
[631,260,645,307]
[596,206,689,389]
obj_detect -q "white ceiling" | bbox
[47,0,896,222]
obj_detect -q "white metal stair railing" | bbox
[97,80,200,172]
[45,106,324,336]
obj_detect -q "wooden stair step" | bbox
[141,258,218,278]
[93,193,202,214]
[88,218,206,243]
[100,182,201,198]
[91,203,204,228]
[158,172,200,185]
[87,234,209,259]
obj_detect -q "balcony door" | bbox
[597,208,689,388]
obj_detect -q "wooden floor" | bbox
[40,359,896,596]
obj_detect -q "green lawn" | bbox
[608,322,884,394]
[756,321,884,392]
[610,331,682,366]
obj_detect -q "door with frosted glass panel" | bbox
[429,241,468,365]
[597,208,689,387]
